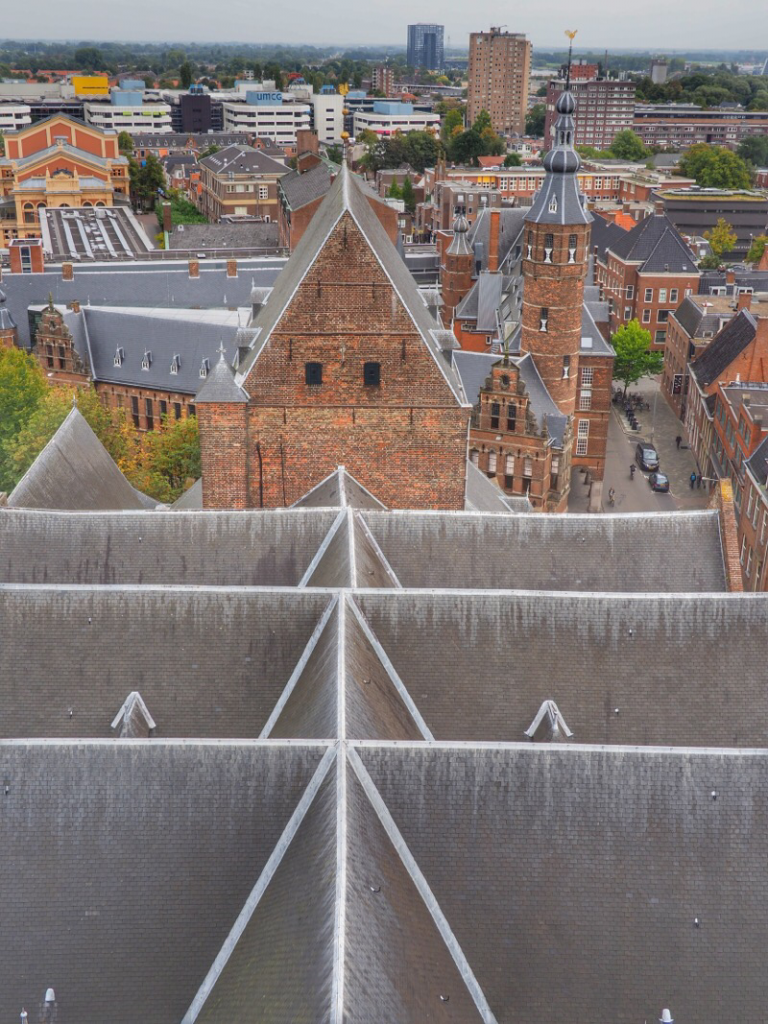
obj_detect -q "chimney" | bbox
[227,259,237,278]
[62,262,74,282]
[654,199,665,215]
[69,299,80,313]
[488,209,500,273]
[736,290,752,311]
[161,201,173,236]
[726,267,736,286]
[188,258,200,279]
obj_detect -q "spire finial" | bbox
[71,390,78,409]
[564,29,578,90]
[217,340,226,362]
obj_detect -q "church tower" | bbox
[520,81,592,418]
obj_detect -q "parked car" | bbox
[648,472,670,492]
[635,443,660,471]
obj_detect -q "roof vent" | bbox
[660,1011,674,1023]
[524,700,573,742]
[111,691,157,738]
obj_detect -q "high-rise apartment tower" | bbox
[467,27,531,135]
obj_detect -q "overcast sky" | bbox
[3,0,767,52]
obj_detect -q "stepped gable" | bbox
[0,588,331,739]
[7,407,146,511]
[188,752,338,1023]
[0,743,325,1023]
[359,744,768,1024]
[354,591,768,746]
[236,162,467,407]
[358,509,726,592]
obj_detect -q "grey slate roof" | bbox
[7,407,146,511]
[608,212,698,273]
[168,221,281,250]
[464,460,533,513]
[237,164,468,406]
[689,308,758,387]
[516,352,567,446]
[199,144,288,177]
[196,352,249,403]
[0,470,762,1024]
[466,206,526,271]
[279,163,332,211]
[2,257,286,349]
[590,212,631,261]
[746,432,768,488]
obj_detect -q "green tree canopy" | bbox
[129,414,201,504]
[178,61,194,89]
[611,320,664,396]
[737,136,768,168]
[400,175,416,214]
[129,153,165,211]
[525,104,546,137]
[387,179,402,199]
[704,217,737,258]
[74,46,105,71]
[441,108,463,142]
[0,347,48,492]
[678,144,753,190]
[608,129,648,161]
[747,234,768,264]
[503,152,522,167]
[117,131,133,154]
[472,109,492,133]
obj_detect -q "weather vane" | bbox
[565,29,578,88]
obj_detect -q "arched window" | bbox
[82,201,92,208]
[488,451,497,475]
[95,201,106,208]
[470,449,479,466]
[23,202,35,224]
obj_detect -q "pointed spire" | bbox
[447,207,472,256]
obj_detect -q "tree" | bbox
[441,108,463,142]
[611,320,664,397]
[178,61,194,89]
[74,46,104,71]
[0,347,47,492]
[403,131,439,174]
[678,144,752,190]
[472,109,492,133]
[608,129,648,161]
[400,175,416,214]
[747,234,768,264]
[117,131,133,154]
[1,386,135,490]
[387,179,402,199]
[200,143,220,158]
[130,153,165,211]
[504,152,522,167]
[738,136,768,168]
[704,217,738,259]
[525,104,546,137]
[129,414,201,504]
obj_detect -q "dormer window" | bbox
[199,358,210,379]
[141,350,152,371]
[548,196,558,214]
[113,346,124,367]
[568,233,577,264]
[544,233,554,263]
[170,354,180,375]
[540,307,549,332]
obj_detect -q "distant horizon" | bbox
[1,38,767,59]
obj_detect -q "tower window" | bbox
[526,230,532,259]
[507,403,516,432]
[544,233,554,263]
[490,402,500,429]
[363,361,380,387]
[568,233,577,264]
[540,308,549,332]
[305,362,323,386]
[562,355,571,379]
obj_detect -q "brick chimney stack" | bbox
[488,209,501,273]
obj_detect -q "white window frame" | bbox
[576,419,589,456]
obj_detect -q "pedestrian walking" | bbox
[675,435,682,450]
[690,472,697,489]
[696,473,702,489]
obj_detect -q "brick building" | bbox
[661,294,743,419]
[736,433,768,589]
[467,28,531,136]
[633,103,768,151]
[596,210,700,346]
[198,144,289,222]
[197,163,471,510]
[0,114,130,245]
[277,163,332,250]
[545,76,635,151]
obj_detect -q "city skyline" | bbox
[1,0,765,51]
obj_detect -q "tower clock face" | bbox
[500,374,510,389]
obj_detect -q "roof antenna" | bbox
[564,30,578,90]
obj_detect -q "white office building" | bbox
[221,91,311,146]
[353,102,440,137]
[84,101,173,134]
[310,94,345,143]
[0,103,32,132]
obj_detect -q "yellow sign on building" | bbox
[72,76,110,97]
